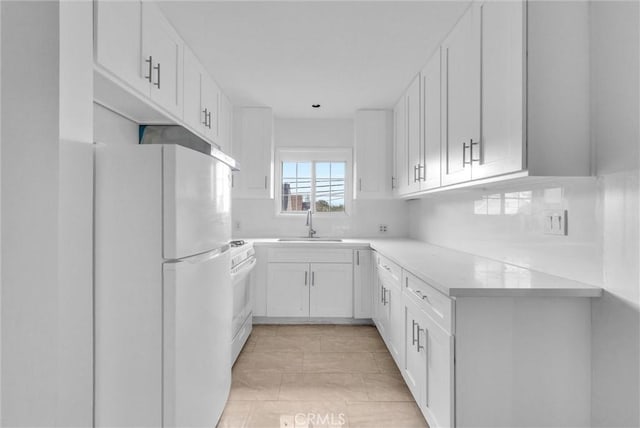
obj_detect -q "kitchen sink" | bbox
[277,238,343,242]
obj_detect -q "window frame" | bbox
[274,147,353,217]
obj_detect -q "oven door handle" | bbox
[231,256,257,279]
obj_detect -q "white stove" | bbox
[229,240,255,363]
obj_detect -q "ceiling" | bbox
[159,1,471,119]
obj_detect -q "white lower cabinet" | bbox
[374,253,403,365]
[266,262,352,318]
[403,275,454,428]
[353,249,373,319]
[266,263,309,317]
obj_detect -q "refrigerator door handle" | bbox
[178,245,230,264]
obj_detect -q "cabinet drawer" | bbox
[404,270,454,334]
[268,248,352,264]
[375,253,402,284]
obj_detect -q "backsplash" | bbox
[232,198,408,239]
[408,177,606,286]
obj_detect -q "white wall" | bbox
[1,2,61,424]
[232,118,409,238]
[408,2,639,425]
[94,103,139,146]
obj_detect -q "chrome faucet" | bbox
[305,209,316,238]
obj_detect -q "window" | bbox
[276,148,352,215]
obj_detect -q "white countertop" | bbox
[246,238,602,298]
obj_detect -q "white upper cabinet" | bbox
[420,50,442,190]
[473,0,524,180]
[354,110,393,199]
[141,2,183,118]
[393,96,410,196]
[183,47,220,144]
[218,93,234,155]
[406,75,422,194]
[232,107,274,199]
[94,0,148,95]
[441,4,480,187]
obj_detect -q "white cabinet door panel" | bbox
[95,0,148,95]
[442,5,479,186]
[423,314,455,428]
[267,263,309,317]
[310,263,353,318]
[421,50,442,190]
[353,250,373,319]
[474,0,524,180]
[406,75,422,194]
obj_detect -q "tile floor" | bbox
[217,324,429,428]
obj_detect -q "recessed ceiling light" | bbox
[312,104,321,108]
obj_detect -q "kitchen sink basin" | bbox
[277,238,343,242]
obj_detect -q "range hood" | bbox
[139,125,239,171]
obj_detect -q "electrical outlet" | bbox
[543,209,568,236]
[379,224,388,233]
[235,221,241,230]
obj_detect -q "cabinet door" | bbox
[441,5,480,186]
[387,283,404,366]
[182,47,206,134]
[266,263,309,317]
[309,263,353,318]
[201,75,220,143]
[406,75,422,194]
[404,300,427,406]
[353,249,373,319]
[422,314,454,428]
[354,110,392,199]
[142,2,183,118]
[232,107,273,199]
[421,50,442,190]
[374,268,389,340]
[393,97,410,195]
[95,0,148,95]
[218,93,233,155]
[473,0,524,180]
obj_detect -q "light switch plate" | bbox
[543,209,568,236]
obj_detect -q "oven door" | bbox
[231,256,256,338]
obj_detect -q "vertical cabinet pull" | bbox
[471,138,481,163]
[416,325,425,352]
[412,320,418,346]
[202,108,209,126]
[358,178,362,191]
[145,56,153,82]
[153,62,161,89]
[304,271,308,286]
[391,176,396,189]
[207,111,212,129]
[356,251,360,266]
[311,271,315,286]
[264,176,268,189]
[462,141,471,166]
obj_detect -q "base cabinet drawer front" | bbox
[266,262,352,318]
[266,263,309,317]
[376,253,402,284]
[404,270,454,334]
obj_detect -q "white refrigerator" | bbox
[94,142,233,427]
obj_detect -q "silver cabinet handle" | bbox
[207,111,212,129]
[311,271,315,286]
[391,176,396,189]
[358,178,362,191]
[356,251,360,266]
[412,320,418,346]
[383,287,389,305]
[416,324,425,351]
[419,164,425,181]
[145,56,153,82]
[304,271,308,286]
[462,141,471,166]
[202,108,209,126]
[153,62,161,89]
[471,138,481,163]
[264,176,268,189]
[380,285,384,303]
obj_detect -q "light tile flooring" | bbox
[217,324,429,428]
